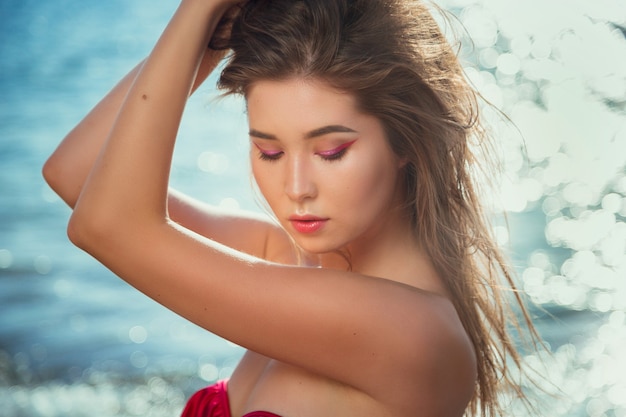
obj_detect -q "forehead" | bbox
[246,78,362,127]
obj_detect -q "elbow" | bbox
[43,153,92,248]
[42,155,77,208]
[42,156,60,194]
[66,203,116,252]
[67,201,157,253]
[66,209,96,251]
[67,209,119,256]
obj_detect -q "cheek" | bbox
[328,154,399,211]
[251,160,277,204]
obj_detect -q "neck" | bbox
[315,203,446,296]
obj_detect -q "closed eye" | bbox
[254,143,283,162]
[258,150,283,161]
[316,140,357,162]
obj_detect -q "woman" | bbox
[43,0,536,415]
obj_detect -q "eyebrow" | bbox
[249,125,357,140]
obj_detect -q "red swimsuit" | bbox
[181,380,282,417]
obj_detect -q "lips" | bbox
[288,215,328,234]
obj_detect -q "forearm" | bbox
[43,61,144,208]
[68,0,230,241]
[43,30,224,209]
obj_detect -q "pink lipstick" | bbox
[289,215,328,234]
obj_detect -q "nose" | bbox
[284,154,317,202]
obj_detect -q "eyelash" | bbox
[256,141,355,163]
[317,147,349,161]
[257,151,283,162]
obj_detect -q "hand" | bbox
[209,1,245,49]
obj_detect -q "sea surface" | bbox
[1,0,625,416]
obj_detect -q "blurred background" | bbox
[0,0,624,415]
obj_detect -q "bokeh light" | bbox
[0,0,624,416]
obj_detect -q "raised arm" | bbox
[42,5,285,260]
[66,0,241,239]
[59,0,471,403]
[42,53,218,209]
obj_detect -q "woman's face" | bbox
[247,78,405,255]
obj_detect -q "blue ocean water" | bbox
[1,1,625,416]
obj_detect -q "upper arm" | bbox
[69,211,475,404]
[167,189,296,263]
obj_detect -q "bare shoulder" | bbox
[388,290,477,416]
